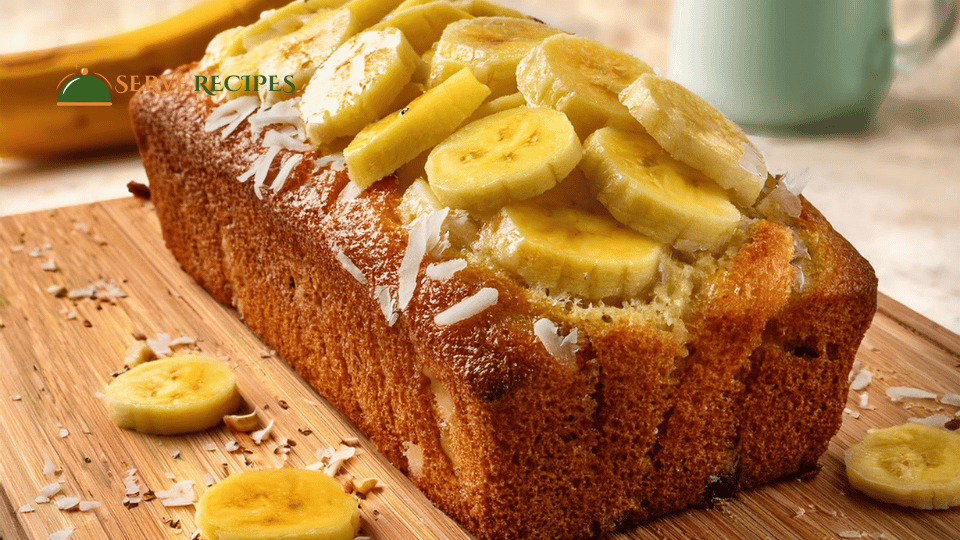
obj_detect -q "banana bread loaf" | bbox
[130,2,878,538]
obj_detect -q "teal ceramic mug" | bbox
[668,0,958,133]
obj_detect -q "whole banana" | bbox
[0,0,297,158]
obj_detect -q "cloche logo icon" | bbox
[57,68,113,106]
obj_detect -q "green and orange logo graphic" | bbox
[57,68,113,106]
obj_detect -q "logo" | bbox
[57,68,112,106]
[55,69,297,104]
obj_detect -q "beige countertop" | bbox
[1,0,958,334]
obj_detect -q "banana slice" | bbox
[426,106,582,212]
[204,0,336,66]
[428,17,562,98]
[345,68,491,187]
[301,28,422,145]
[370,1,474,54]
[845,423,960,510]
[344,0,408,30]
[257,8,361,105]
[464,91,526,124]
[105,354,240,435]
[196,469,361,540]
[620,73,766,206]
[581,127,741,251]
[478,203,663,300]
[395,0,527,18]
[517,33,654,140]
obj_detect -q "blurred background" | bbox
[0,0,957,334]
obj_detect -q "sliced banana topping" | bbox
[845,423,960,510]
[301,28,422,145]
[195,469,361,540]
[370,1,474,54]
[620,73,766,206]
[581,127,741,251]
[105,354,240,435]
[479,203,663,300]
[345,68,490,187]
[428,16,562,98]
[426,106,582,212]
[257,8,361,105]
[517,33,654,139]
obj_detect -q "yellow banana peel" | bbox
[0,0,293,158]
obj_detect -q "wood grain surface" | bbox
[0,198,958,540]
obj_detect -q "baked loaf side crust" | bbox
[131,66,878,540]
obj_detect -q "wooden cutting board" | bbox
[0,197,958,540]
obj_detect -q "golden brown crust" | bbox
[131,67,878,540]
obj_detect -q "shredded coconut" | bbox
[434,288,499,326]
[842,407,860,419]
[838,532,862,539]
[205,96,260,137]
[18,503,34,513]
[39,482,62,498]
[886,386,938,402]
[155,480,196,507]
[323,445,357,476]
[251,419,275,444]
[271,154,304,193]
[533,318,579,364]
[41,258,58,272]
[249,98,304,138]
[56,497,80,510]
[252,145,283,199]
[334,249,367,284]
[426,259,467,282]
[169,335,197,348]
[43,457,58,476]
[908,414,952,427]
[147,332,173,357]
[48,528,74,540]
[940,393,960,406]
[375,285,398,326]
[397,214,432,311]
[315,153,346,173]
[262,129,311,152]
[849,369,872,391]
[78,500,101,512]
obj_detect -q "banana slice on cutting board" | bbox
[478,202,663,300]
[301,28,422,144]
[425,106,582,212]
[428,16,562,98]
[345,68,490,187]
[620,72,766,206]
[581,126,741,251]
[517,33,654,140]
[105,354,240,435]
[845,423,960,510]
[196,469,360,540]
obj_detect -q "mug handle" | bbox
[895,0,958,70]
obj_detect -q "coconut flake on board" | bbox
[48,528,74,540]
[434,288,499,326]
[908,414,953,428]
[155,480,195,507]
[426,259,467,282]
[323,445,357,477]
[251,419,275,445]
[940,393,960,406]
[534,318,579,364]
[886,386,938,402]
